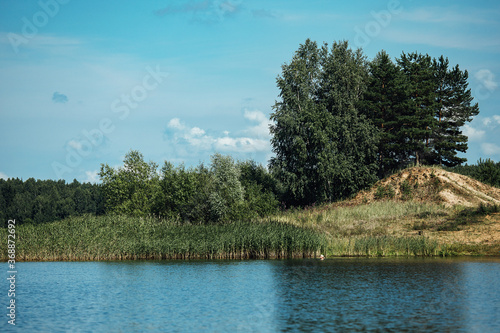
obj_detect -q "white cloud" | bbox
[165,110,271,154]
[382,29,497,50]
[190,127,205,137]
[168,118,185,130]
[0,33,83,55]
[244,109,267,123]
[84,170,99,183]
[462,124,485,141]
[399,8,491,25]
[68,140,82,150]
[214,137,269,153]
[244,109,271,138]
[154,0,243,23]
[481,115,500,128]
[0,171,8,180]
[481,143,500,155]
[475,69,498,91]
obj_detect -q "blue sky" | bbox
[0,0,499,183]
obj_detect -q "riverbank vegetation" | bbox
[1,215,325,260]
[2,39,499,260]
[273,199,500,257]
[2,195,498,260]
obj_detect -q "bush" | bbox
[400,180,413,200]
[374,185,395,200]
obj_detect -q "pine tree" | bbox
[362,50,408,175]
[431,56,479,166]
[397,52,439,165]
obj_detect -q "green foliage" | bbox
[374,184,395,200]
[328,236,439,257]
[0,215,326,260]
[400,180,413,200]
[431,56,479,166]
[397,52,438,165]
[361,51,409,176]
[270,39,379,206]
[99,150,160,217]
[270,40,479,206]
[98,150,279,224]
[156,162,207,223]
[0,177,103,226]
[209,153,244,222]
[238,160,281,218]
[361,51,479,174]
[437,203,500,231]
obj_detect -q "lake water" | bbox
[2,258,499,332]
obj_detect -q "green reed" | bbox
[0,215,326,261]
[327,236,439,257]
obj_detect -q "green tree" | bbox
[10,192,33,224]
[362,50,408,175]
[157,162,207,222]
[431,56,479,166]
[269,39,322,205]
[397,52,439,165]
[238,160,280,218]
[270,39,379,205]
[180,163,214,223]
[74,187,90,214]
[99,150,160,216]
[209,153,245,222]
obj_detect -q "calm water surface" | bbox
[2,258,499,332]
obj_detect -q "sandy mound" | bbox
[354,167,500,207]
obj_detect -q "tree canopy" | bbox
[362,51,479,175]
[99,150,279,223]
[0,177,103,226]
[270,39,479,204]
[270,39,379,205]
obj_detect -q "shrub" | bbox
[400,180,413,200]
[374,184,395,200]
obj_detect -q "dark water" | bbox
[2,258,499,332]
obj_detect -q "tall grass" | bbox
[272,201,461,257]
[274,200,449,236]
[327,236,439,257]
[2,199,495,260]
[0,215,326,261]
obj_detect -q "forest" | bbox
[0,177,104,227]
[1,39,497,227]
[2,156,500,227]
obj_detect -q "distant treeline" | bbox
[0,178,104,227]
[0,151,281,226]
[2,154,498,227]
[447,158,500,188]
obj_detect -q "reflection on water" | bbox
[1,258,499,332]
[272,259,468,332]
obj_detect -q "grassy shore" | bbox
[0,215,326,261]
[2,197,499,261]
[272,200,500,257]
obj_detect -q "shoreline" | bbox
[4,252,500,262]
[3,196,500,261]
